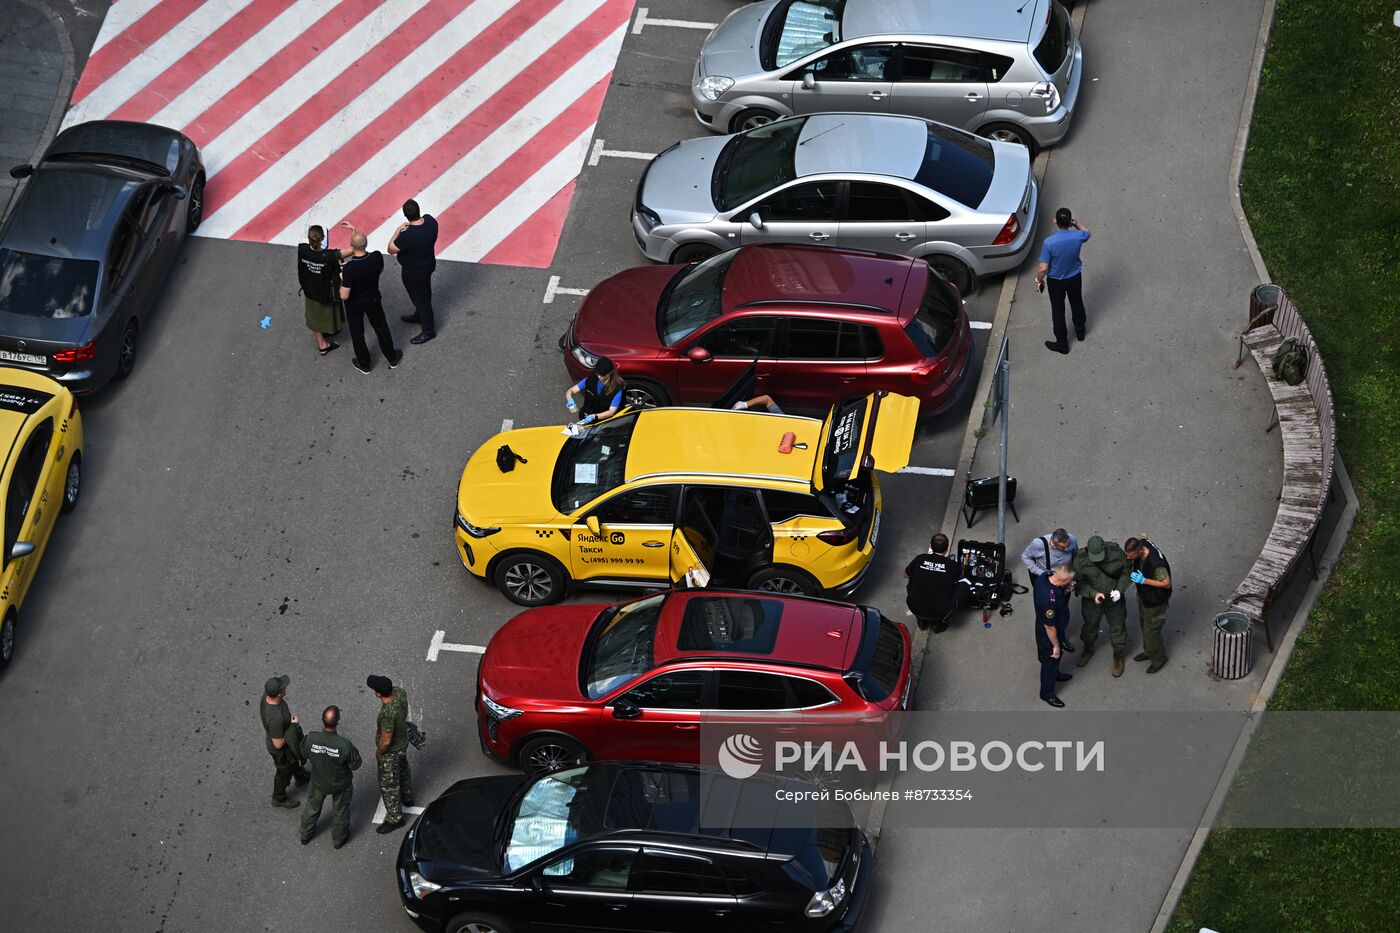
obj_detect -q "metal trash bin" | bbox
[1249,283,1283,327]
[1211,611,1253,679]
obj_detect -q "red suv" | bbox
[476,589,912,775]
[560,244,972,414]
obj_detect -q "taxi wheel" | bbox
[748,566,819,597]
[493,552,566,607]
[0,611,14,671]
[61,453,81,513]
[518,734,589,777]
[446,913,516,933]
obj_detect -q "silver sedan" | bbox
[631,113,1037,295]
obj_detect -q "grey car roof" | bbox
[791,114,926,180]
[1,166,143,261]
[841,0,1041,43]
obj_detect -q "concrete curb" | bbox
[1147,0,1363,928]
[0,0,76,227]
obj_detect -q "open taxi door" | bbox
[810,391,920,493]
[669,525,713,589]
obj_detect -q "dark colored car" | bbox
[560,243,972,415]
[1,120,205,392]
[397,761,872,933]
[476,589,911,776]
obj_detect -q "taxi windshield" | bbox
[551,414,639,513]
[582,594,666,699]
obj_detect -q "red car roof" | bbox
[653,590,864,672]
[723,244,919,318]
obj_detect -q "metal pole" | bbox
[997,345,1009,546]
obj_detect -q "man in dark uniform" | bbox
[903,533,966,632]
[260,674,308,808]
[1124,536,1173,673]
[338,223,401,375]
[388,198,438,344]
[1071,535,1134,677]
[1032,564,1075,707]
[368,674,414,834]
[299,705,363,849]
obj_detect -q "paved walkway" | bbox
[0,0,68,220]
[866,0,1280,930]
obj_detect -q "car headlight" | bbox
[408,870,442,900]
[804,877,848,917]
[456,513,500,538]
[572,345,599,369]
[481,692,523,721]
[697,75,734,101]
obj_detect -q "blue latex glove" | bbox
[1130,571,1145,585]
[578,414,596,426]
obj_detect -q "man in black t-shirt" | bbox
[904,533,966,632]
[388,198,439,345]
[338,224,401,374]
[260,674,308,808]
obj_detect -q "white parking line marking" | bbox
[373,800,427,824]
[588,138,658,166]
[501,419,514,432]
[544,274,591,304]
[631,7,717,34]
[427,630,487,662]
[898,466,956,476]
[970,321,993,330]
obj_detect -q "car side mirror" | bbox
[170,185,187,201]
[801,72,816,91]
[585,515,602,537]
[9,164,34,179]
[748,212,764,230]
[686,346,712,364]
[612,698,642,720]
[530,875,545,896]
[10,541,34,559]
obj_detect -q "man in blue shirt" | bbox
[1033,207,1091,354]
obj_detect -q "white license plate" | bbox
[868,510,881,548]
[0,350,45,365]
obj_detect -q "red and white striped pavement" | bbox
[63,0,634,266]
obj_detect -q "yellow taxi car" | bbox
[0,369,83,671]
[455,392,917,606]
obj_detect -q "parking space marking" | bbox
[544,275,591,304]
[588,138,658,166]
[631,7,717,34]
[427,630,487,662]
[970,321,993,330]
[898,466,956,476]
[373,800,427,824]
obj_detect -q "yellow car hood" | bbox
[457,426,570,524]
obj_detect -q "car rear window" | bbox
[912,124,995,209]
[1033,2,1071,75]
[762,0,841,70]
[678,596,783,653]
[714,118,806,212]
[848,611,903,702]
[904,271,961,356]
[0,249,98,318]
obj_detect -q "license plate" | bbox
[869,510,881,548]
[0,350,45,365]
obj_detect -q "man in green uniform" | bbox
[1071,535,1134,677]
[260,674,308,809]
[299,705,362,849]
[367,674,414,834]
[1124,536,1174,674]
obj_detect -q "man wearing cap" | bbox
[260,675,308,809]
[1033,563,1075,708]
[1021,527,1079,651]
[1071,535,1134,677]
[367,675,414,834]
[1124,536,1174,674]
[564,357,626,424]
[299,705,363,849]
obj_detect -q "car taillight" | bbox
[1031,81,1060,113]
[992,214,1020,246]
[817,527,859,546]
[911,358,945,384]
[52,342,97,363]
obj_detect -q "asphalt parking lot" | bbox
[0,2,1007,930]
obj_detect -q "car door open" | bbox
[811,391,920,494]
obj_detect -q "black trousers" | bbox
[1036,628,1061,700]
[1047,274,1086,345]
[346,296,397,364]
[402,269,436,336]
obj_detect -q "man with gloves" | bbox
[1071,536,1134,677]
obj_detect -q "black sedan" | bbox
[1,120,204,392]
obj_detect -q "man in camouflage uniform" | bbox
[367,674,414,833]
[299,705,362,849]
[1071,536,1134,677]
[1124,535,1174,674]
[260,674,308,808]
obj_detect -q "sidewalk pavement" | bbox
[0,0,70,222]
[866,0,1285,930]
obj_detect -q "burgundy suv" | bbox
[476,589,912,776]
[560,244,972,414]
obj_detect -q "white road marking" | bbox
[373,800,427,824]
[587,138,657,166]
[88,0,167,53]
[500,418,514,432]
[631,7,716,34]
[898,466,956,476]
[970,321,993,330]
[427,630,487,662]
[544,275,591,304]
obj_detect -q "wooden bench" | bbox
[1227,286,1335,650]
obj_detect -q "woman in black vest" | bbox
[565,357,626,424]
[296,224,346,356]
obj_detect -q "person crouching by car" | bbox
[904,533,966,632]
[565,357,625,425]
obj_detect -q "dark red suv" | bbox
[560,244,973,414]
[476,589,912,776]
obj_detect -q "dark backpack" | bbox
[1271,336,1308,386]
[298,245,341,304]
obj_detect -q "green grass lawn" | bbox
[1168,0,1400,930]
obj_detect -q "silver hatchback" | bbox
[692,0,1081,155]
[631,112,1037,295]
